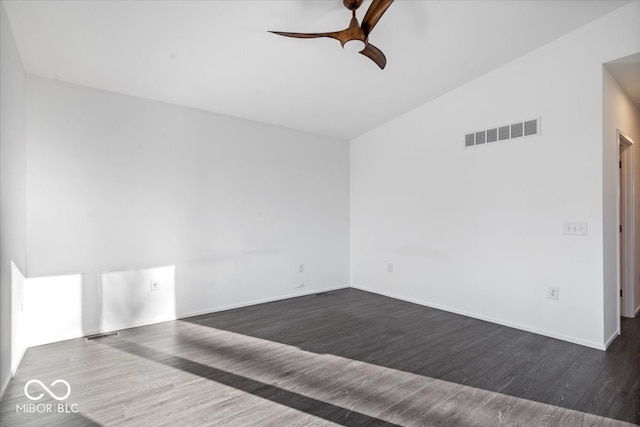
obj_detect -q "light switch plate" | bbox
[564,221,587,235]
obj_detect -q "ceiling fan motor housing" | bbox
[343,0,365,10]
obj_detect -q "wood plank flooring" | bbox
[1,288,638,426]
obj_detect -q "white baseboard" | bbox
[99,315,178,334]
[96,284,350,333]
[12,347,26,377]
[0,346,23,401]
[178,284,350,319]
[350,284,606,351]
[0,373,9,402]
[19,284,350,347]
[604,330,619,349]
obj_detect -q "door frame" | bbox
[617,129,635,325]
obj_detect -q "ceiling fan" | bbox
[269,0,394,70]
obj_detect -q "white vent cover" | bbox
[465,117,541,148]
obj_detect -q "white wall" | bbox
[26,77,350,335]
[350,1,640,349]
[23,273,83,347]
[603,67,640,333]
[10,262,25,373]
[0,1,27,396]
[101,265,176,332]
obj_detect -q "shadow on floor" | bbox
[179,288,640,424]
[102,338,401,426]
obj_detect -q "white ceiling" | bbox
[3,0,631,140]
[606,53,640,110]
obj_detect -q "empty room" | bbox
[1,0,639,426]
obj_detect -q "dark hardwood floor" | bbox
[1,288,638,426]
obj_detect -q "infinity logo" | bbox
[24,379,71,401]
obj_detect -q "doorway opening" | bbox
[618,129,635,323]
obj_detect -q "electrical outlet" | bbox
[387,263,393,273]
[547,287,559,300]
[150,280,159,292]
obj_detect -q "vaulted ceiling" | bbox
[606,53,640,110]
[3,0,631,139]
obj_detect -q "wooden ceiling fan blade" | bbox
[360,43,386,69]
[269,31,340,41]
[361,0,394,35]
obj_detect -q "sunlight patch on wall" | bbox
[11,261,26,370]
[100,265,176,332]
[23,273,83,347]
